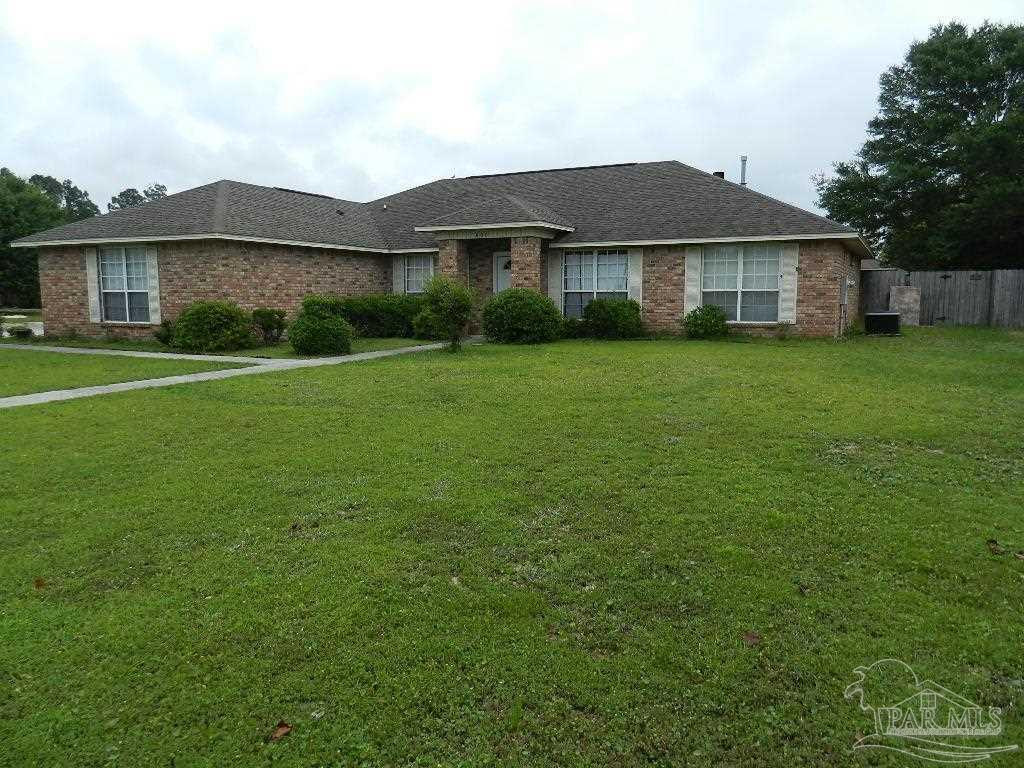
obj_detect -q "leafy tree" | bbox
[815,22,1024,269]
[28,174,100,222]
[108,182,167,211]
[0,168,63,307]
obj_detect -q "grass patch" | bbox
[0,349,246,397]
[0,334,425,357]
[0,327,1021,765]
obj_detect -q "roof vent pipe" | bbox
[740,155,748,187]
[713,171,725,179]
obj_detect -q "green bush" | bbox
[298,294,424,337]
[299,294,347,320]
[171,301,256,352]
[582,298,644,339]
[252,308,286,345]
[412,308,442,340]
[153,319,175,346]
[482,288,561,344]
[681,304,730,339]
[560,316,587,339]
[288,314,353,356]
[417,276,474,351]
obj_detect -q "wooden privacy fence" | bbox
[860,268,1024,328]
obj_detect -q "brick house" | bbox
[13,161,868,338]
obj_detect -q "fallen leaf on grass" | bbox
[987,539,1006,555]
[268,721,292,742]
[797,583,811,596]
[743,631,761,647]
[33,578,46,590]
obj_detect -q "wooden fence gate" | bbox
[860,269,1024,328]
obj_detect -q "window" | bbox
[563,249,628,318]
[405,254,433,294]
[701,243,780,322]
[99,246,150,323]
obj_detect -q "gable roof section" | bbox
[416,194,574,231]
[13,180,390,251]
[14,161,861,253]
[370,161,856,250]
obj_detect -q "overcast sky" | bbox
[1,1,1019,215]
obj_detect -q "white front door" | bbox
[493,251,512,293]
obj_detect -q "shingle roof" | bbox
[14,161,856,251]
[371,161,855,250]
[419,194,573,229]
[13,180,388,250]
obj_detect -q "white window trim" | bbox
[404,253,434,294]
[562,248,629,315]
[702,243,782,325]
[98,245,151,324]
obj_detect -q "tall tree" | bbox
[0,168,63,307]
[28,174,100,222]
[815,22,1024,269]
[108,182,167,211]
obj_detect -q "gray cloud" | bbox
[1,2,1019,214]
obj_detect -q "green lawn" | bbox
[1,328,1022,766]
[1,334,426,358]
[0,349,246,398]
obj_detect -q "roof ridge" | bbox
[463,162,638,180]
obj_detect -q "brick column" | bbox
[510,236,543,291]
[437,239,469,283]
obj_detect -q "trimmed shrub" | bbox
[412,307,442,340]
[560,316,587,339]
[582,298,644,339]
[153,319,175,346]
[299,294,347,320]
[5,324,33,339]
[288,314,353,356]
[172,301,257,352]
[681,304,729,339]
[298,293,424,337]
[252,308,286,345]
[482,288,562,344]
[417,276,474,351]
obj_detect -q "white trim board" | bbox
[12,232,438,255]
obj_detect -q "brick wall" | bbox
[795,240,859,336]
[510,236,543,291]
[38,240,390,338]
[37,237,860,340]
[641,245,686,332]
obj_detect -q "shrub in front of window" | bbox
[560,316,586,339]
[482,288,561,344]
[252,308,287,345]
[172,300,257,352]
[582,298,644,339]
[330,294,425,337]
[416,276,474,351]
[288,313,353,356]
[412,307,442,340]
[153,319,176,346]
[681,305,730,339]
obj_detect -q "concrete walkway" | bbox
[0,342,446,409]
[1,342,278,364]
